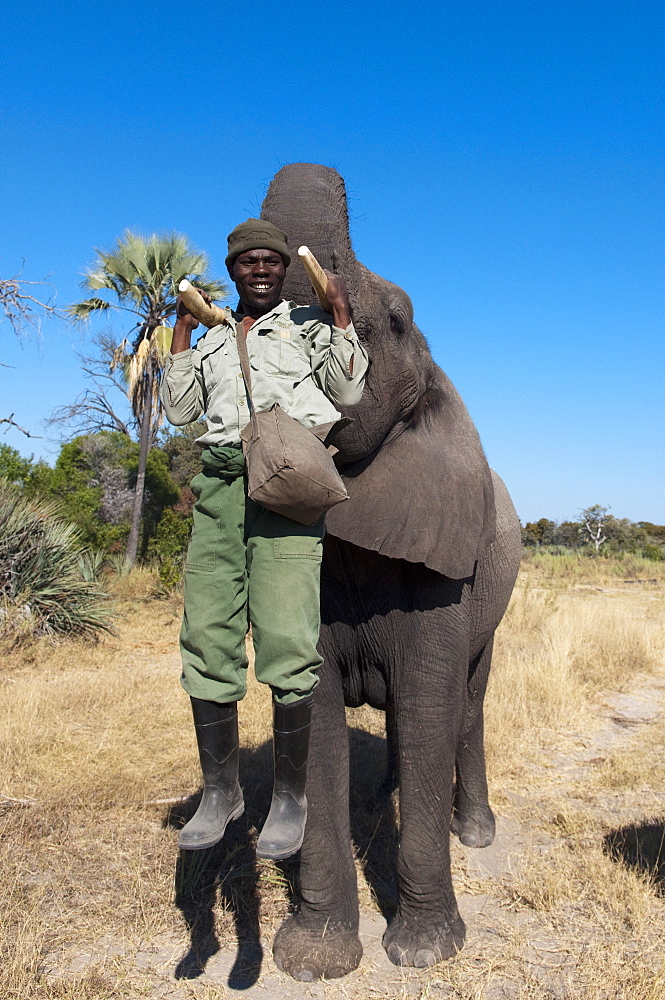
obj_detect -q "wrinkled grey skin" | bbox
[260,164,521,981]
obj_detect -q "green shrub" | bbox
[77,548,107,581]
[147,507,192,587]
[0,479,115,641]
[643,544,664,562]
[0,443,37,487]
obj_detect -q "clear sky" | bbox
[2,0,664,525]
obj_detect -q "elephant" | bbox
[258,163,521,980]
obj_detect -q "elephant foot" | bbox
[273,915,362,982]
[383,911,466,967]
[451,802,496,848]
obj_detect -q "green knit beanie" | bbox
[225,218,291,267]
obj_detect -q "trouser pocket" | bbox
[185,473,223,573]
[272,513,325,560]
[246,512,324,701]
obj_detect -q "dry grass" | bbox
[0,552,663,998]
[485,576,664,779]
[104,565,166,604]
[520,548,665,586]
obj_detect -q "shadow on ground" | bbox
[604,818,665,894]
[165,740,297,990]
[161,726,398,985]
[348,727,399,919]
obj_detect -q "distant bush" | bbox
[147,507,191,587]
[0,478,115,642]
[522,509,665,559]
[1,431,189,570]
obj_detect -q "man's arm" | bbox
[324,271,352,336]
[171,290,204,354]
[309,273,369,407]
[160,293,205,425]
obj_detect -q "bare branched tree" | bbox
[0,270,61,336]
[581,504,610,553]
[50,333,133,439]
[1,268,64,436]
[0,414,42,438]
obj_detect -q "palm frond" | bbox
[68,298,115,321]
[152,326,173,359]
[127,336,151,404]
[84,270,126,293]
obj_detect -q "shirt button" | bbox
[237,372,243,377]
[239,399,245,406]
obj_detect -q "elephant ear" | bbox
[325,367,496,580]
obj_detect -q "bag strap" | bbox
[235,321,260,437]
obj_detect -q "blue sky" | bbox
[2,0,663,524]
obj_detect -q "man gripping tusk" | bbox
[161,219,368,859]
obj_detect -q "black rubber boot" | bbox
[256,695,313,861]
[178,698,244,851]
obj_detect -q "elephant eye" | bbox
[389,313,404,336]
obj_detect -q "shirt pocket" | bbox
[261,327,311,378]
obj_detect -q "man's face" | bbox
[229,248,286,316]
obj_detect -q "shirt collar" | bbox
[229,299,295,329]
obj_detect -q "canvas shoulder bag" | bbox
[235,322,349,525]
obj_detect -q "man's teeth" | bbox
[252,283,271,291]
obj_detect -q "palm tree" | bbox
[70,231,227,567]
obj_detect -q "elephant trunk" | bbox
[260,162,419,462]
[261,163,361,310]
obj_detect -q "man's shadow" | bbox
[165,740,297,990]
[604,818,665,894]
[164,725,398,988]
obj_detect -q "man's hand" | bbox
[171,288,211,353]
[323,270,351,330]
[176,287,214,326]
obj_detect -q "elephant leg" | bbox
[451,637,496,848]
[272,647,362,982]
[383,625,467,968]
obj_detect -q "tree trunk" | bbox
[125,356,154,568]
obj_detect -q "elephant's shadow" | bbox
[163,726,396,986]
[604,819,665,894]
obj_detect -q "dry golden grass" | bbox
[0,553,663,998]
[485,576,664,780]
[520,548,665,586]
[104,564,166,604]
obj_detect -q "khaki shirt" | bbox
[160,299,368,449]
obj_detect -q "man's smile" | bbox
[229,247,287,319]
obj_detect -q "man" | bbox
[161,219,368,859]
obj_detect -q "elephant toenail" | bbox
[389,944,411,966]
[414,949,438,967]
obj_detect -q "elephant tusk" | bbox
[298,246,331,312]
[178,279,227,328]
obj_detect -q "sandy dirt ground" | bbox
[38,634,664,999]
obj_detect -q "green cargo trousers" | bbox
[180,445,325,706]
